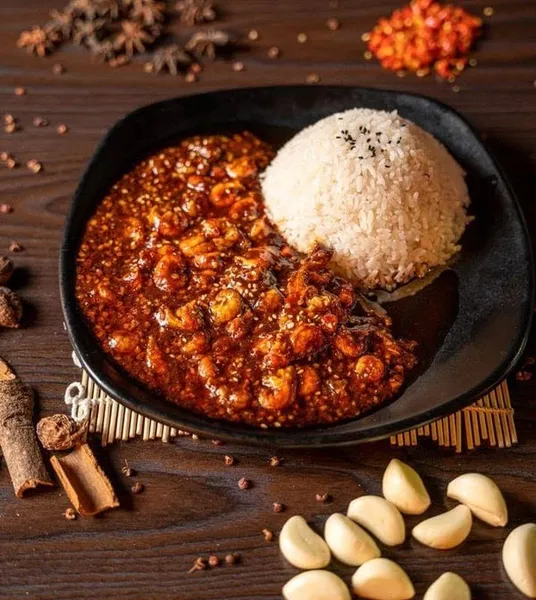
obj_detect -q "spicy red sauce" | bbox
[75,132,416,428]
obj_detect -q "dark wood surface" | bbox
[1,1,535,598]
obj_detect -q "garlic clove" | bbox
[423,572,471,600]
[447,473,508,527]
[502,523,536,598]
[382,459,431,515]
[412,505,472,550]
[283,570,351,600]
[279,515,331,570]
[324,513,381,566]
[351,557,415,600]
[347,495,406,546]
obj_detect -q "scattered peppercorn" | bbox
[516,370,532,382]
[306,73,320,84]
[262,528,274,541]
[224,552,240,565]
[208,555,220,567]
[272,502,285,513]
[109,55,130,68]
[269,456,282,467]
[185,72,198,83]
[188,557,207,572]
[483,6,494,16]
[64,507,77,520]
[211,439,223,445]
[131,481,144,494]
[452,85,461,93]
[297,32,308,43]
[190,63,202,74]
[5,158,18,169]
[14,87,26,96]
[52,63,65,75]
[238,477,251,490]
[26,159,42,174]
[121,460,135,477]
[0,204,13,214]
[33,116,49,127]
[248,29,259,41]
[8,241,24,253]
[326,17,340,30]
[57,124,69,135]
[268,46,280,59]
[5,123,17,134]
[232,61,244,72]
[224,454,235,466]
[3,115,15,125]
[316,492,331,503]
[191,433,199,441]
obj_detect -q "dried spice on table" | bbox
[175,0,216,26]
[185,29,231,60]
[0,257,14,286]
[145,43,192,75]
[17,26,61,57]
[0,358,53,497]
[0,287,23,328]
[130,0,166,25]
[113,20,157,57]
[36,414,87,450]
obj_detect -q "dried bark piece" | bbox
[0,358,54,497]
[0,257,14,286]
[50,443,119,516]
[0,287,22,328]
[36,414,87,451]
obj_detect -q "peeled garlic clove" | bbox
[382,459,431,515]
[279,515,331,570]
[423,572,471,600]
[351,558,415,600]
[324,513,381,566]
[283,570,351,600]
[347,495,406,546]
[447,473,508,527]
[412,505,472,550]
[502,523,536,598]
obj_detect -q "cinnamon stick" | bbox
[50,443,119,516]
[0,358,53,496]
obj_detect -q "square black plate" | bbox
[60,86,533,447]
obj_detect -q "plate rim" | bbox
[59,84,534,448]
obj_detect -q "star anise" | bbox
[17,26,61,57]
[88,38,116,62]
[67,0,99,19]
[129,0,167,25]
[146,43,192,75]
[113,20,156,57]
[185,29,230,60]
[48,9,75,40]
[72,18,106,46]
[175,0,216,26]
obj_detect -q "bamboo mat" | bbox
[68,355,517,451]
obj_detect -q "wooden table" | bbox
[0,1,535,598]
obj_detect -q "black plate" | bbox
[60,85,533,447]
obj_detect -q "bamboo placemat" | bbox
[67,353,517,450]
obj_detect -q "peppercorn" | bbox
[238,477,251,490]
[273,502,285,513]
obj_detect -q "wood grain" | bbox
[0,0,535,598]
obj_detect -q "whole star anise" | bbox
[17,26,61,57]
[146,43,192,75]
[113,20,156,57]
[185,29,230,60]
[48,9,75,40]
[88,38,116,62]
[129,0,167,25]
[175,0,216,26]
[72,18,106,46]
[67,0,100,19]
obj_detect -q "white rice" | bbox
[261,108,470,289]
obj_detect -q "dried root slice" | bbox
[502,523,536,598]
[382,459,430,515]
[423,572,471,600]
[347,495,406,546]
[50,443,119,516]
[324,513,381,566]
[279,515,331,570]
[412,505,472,550]
[351,558,415,600]
[447,473,508,527]
[283,570,351,600]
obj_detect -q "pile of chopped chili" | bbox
[365,0,482,79]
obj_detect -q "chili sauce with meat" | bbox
[75,132,416,428]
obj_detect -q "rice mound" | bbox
[261,108,470,289]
